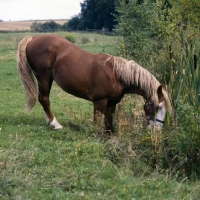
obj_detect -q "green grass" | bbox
[0,32,200,199]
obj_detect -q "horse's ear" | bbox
[161,84,166,90]
[157,85,163,96]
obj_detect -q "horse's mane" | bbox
[113,56,172,111]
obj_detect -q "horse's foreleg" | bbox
[93,99,107,124]
[104,104,116,134]
[37,78,62,130]
[93,100,116,134]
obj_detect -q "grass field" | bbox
[0,20,68,31]
[0,32,200,199]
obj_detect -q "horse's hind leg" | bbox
[36,74,62,130]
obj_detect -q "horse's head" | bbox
[144,85,168,129]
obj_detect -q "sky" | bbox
[0,0,84,21]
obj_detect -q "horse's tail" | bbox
[17,36,38,112]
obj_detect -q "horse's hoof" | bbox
[51,124,63,130]
[47,117,63,130]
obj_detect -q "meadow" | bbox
[0,32,200,199]
[0,20,68,31]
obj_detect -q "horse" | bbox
[17,34,172,133]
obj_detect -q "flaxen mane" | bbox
[113,56,172,112]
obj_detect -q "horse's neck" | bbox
[123,84,151,100]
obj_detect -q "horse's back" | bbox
[26,35,81,68]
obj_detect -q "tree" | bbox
[62,15,81,30]
[30,21,43,32]
[67,0,116,31]
[170,0,200,30]
[30,20,61,32]
[114,0,200,60]
[114,0,157,60]
[41,20,61,31]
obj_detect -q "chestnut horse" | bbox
[17,35,171,133]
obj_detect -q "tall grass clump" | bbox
[165,30,200,179]
[169,31,200,110]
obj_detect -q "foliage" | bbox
[162,101,200,179]
[170,0,200,30]
[162,30,200,179]
[168,30,200,110]
[42,20,61,31]
[114,0,163,60]
[30,21,43,32]
[64,33,76,43]
[114,0,200,63]
[67,0,117,31]
[31,20,61,32]
[63,15,81,30]
[143,29,200,179]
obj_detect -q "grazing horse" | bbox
[17,35,171,133]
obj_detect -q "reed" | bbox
[169,30,200,111]
[166,30,200,179]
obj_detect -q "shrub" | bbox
[81,36,90,44]
[64,33,76,43]
[94,37,98,43]
[31,20,61,32]
[176,101,200,178]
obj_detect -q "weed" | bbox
[81,36,90,44]
[64,33,76,43]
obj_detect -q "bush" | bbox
[168,101,200,179]
[81,36,90,44]
[31,20,61,32]
[64,33,76,43]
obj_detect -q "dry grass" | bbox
[0,20,68,31]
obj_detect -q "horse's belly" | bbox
[64,86,91,100]
[53,63,121,102]
[55,74,92,101]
